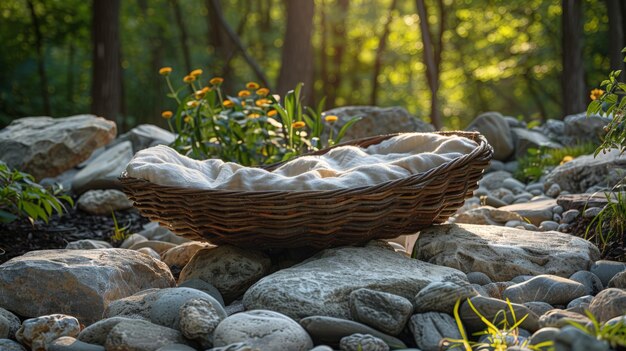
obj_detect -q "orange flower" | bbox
[184,116,192,123]
[560,155,574,165]
[256,88,270,96]
[248,113,261,119]
[194,89,208,99]
[223,100,234,108]
[186,100,199,108]
[246,81,260,90]
[324,115,338,123]
[159,67,172,76]
[255,98,270,107]
[183,75,196,83]
[590,88,604,101]
[190,69,203,77]
[161,111,173,119]
[210,77,224,85]
[238,90,251,98]
[292,121,306,129]
[267,109,278,117]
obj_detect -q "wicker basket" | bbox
[120,131,493,249]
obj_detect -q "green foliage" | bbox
[442,298,553,351]
[567,310,626,349]
[0,161,73,224]
[514,143,597,183]
[162,70,359,165]
[585,186,626,256]
[110,210,130,242]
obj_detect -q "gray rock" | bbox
[244,242,467,320]
[478,171,514,191]
[110,124,175,153]
[453,206,524,226]
[553,205,564,214]
[323,106,434,141]
[522,302,554,317]
[349,288,413,335]
[71,141,133,194]
[412,224,600,281]
[0,249,174,325]
[553,213,563,222]
[48,336,105,351]
[544,149,626,193]
[340,333,389,351]
[413,280,478,314]
[481,196,508,208]
[467,272,492,285]
[138,222,190,245]
[461,296,539,333]
[538,309,591,328]
[128,240,177,254]
[16,314,81,351]
[511,127,563,158]
[608,270,626,288]
[569,271,603,295]
[104,287,226,331]
[0,339,26,351]
[179,246,271,304]
[0,315,9,339]
[561,209,580,224]
[482,281,515,300]
[155,344,197,351]
[538,118,565,144]
[179,299,227,349]
[178,279,225,306]
[121,234,148,249]
[161,241,215,270]
[554,325,610,351]
[511,275,535,284]
[487,160,505,172]
[78,317,139,345]
[567,295,594,310]
[502,275,587,305]
[526,183,545,192]
[528,327,560,347]
[206,343,255,351]
[583,207,602,218]
[299,316,406,349]
[503,178,527,192]
[589,288,626,322]
[590,260,626,287]
[546,184,561,198]
[0,115,116,180]
[0,308,20,339]
[466,112,514,161]
[539,221,559,231]
[213,310,313,351]
[498,199,556,226]
[65,239,112,250]
[310,346,334,351]
[505,116,527,129]
[557,193,616,212]
[76,189,133,215]
[563,112,611,146]
[409,312,461,351]
[136,247,161,260]
[104,319,189,351]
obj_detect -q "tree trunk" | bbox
[170,0,192,73]
[91,0,122,126]
[26,0,51,116]
[561,0,585,116]
[416,0,442,129]
[327,0,349,108]
[607,0,625,75]
[276,0,315,104]
[370,0,397,105]
[319,0,329,108]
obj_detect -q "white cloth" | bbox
[125,133,478,191]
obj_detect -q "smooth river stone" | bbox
[502,275,587,305]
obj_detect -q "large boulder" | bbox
[562,112,611,146]
[109,124,175,154]
[243,241,467,320]
[511,127,563,158]
[544,149,626,193]
[0,249,174,325]
[412,224,600,281]
[465,112,514,161]
[71,141,133,194]
[322,106,434,141]
[0,115,116,180]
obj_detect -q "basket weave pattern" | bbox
[121,131,493,249]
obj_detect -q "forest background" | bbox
[0,0,624,132]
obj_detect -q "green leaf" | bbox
[587,100,602,116]
[335,117,362,144]
[0,210,18,223]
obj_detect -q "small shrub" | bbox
[0,161,73,224]
[585,185,626,256]
[514,142,597,183]
[160,68,359,166]
[567,310,626,349]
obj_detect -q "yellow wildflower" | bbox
[324,115,338,123]
[186,100,199,108]
[223,100,234,108]
[248,113,261,119]
[292,121,306,129]
[246,82,260,90]
[560,155,574,165]
[256,88,270,96]
[161,111,173,119]
[183,75,196,83]
[195,89,207,99]
[238,90,251,98]
[210,77,224,85]
[158,67,172,76]
[184,116,192,123]
[267,109,278,117]
[255,98,270,107]
[190,69,203,77]
[590,88,604,101]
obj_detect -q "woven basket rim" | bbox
[120,131,492,196]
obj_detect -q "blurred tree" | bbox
[562,0,585,116]
[170,0,192,73]
[26,0,50,116]
[606,0,625,74]
[370,0,397,105]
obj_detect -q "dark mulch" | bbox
[0,206,150,264]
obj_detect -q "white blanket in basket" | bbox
[124,133,478,191]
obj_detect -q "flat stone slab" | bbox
[498,199,556,226]
[413,224,600,281]
[243,241,467,320]
[556,193,622,212]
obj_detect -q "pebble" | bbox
[349,288,413,335]
[566,295,594,310]
[179,299,226,349]
[552,205,564,215]
[467,272,492,285]
[206,342,255,351]
[409,312,461,351]
[590,260,626,286]
[529,189,543,196]
[48,336,105,351]
[413,280,478,314]
[522,302,554,317]
[459,296,539,333]
[552,213,562,222]
[546,183,561,198]
[589,288,626,322]
[501,194,515,204]
[299,316,406,349]
[104,319,188,350]
[0,308,20,339]
[155,344,198,351]
[503,178,526,192]
[16,314,81,351]
[137,247,161,260]
[177,279,225,306]
[0,316,9,339]
[502,275,587,305]
[561,209,580,224]
[78,317,138,345]
[0,339,26,351]
[483,196,508,208]
[525,183,545,193]
[491,187,514,199]
[482,281,514,299]
[120,233,148,249]
[557,224,569,232]
[528,327,560,347]
[538,309,591,328]
[554,325,610,351]
[583,207,602,218]
[65,239,112,250]
[608,270,626,288]
[510,275,534,284]
[538,220,559,231]
[161,241,215,270]
[128,240,177,254]
[340,333,389,351]
[505,220,524,228]
[569,270,603,295]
